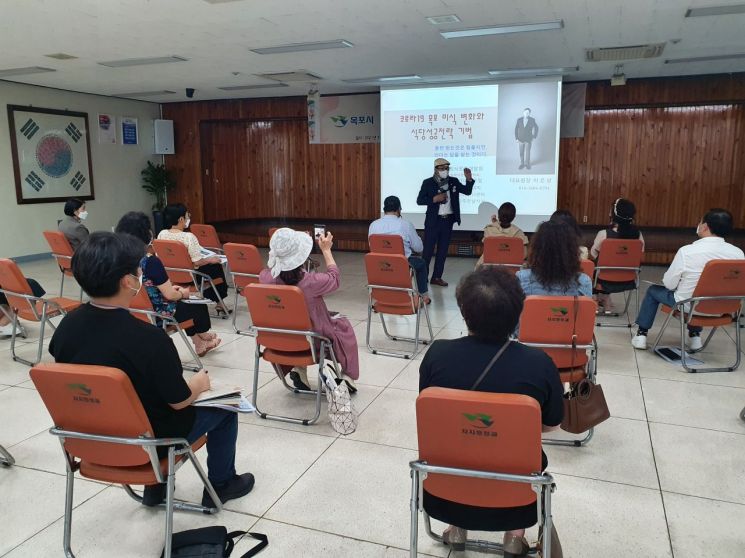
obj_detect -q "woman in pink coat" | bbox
[259,228,359,392]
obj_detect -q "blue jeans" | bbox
[636,285,702,334]
[408,256,429,295]
[187,408,237,486]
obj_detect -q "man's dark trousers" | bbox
[422,215,454,280]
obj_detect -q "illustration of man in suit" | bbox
[515,108,539,170]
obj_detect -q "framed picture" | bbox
[7,105,95,204]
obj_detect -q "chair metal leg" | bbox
[176,327,203,372]
[231,287,240,333]
[409,469,419,558]
[596,288,636,328]
[59,271,66,299]
[368,303,432,360]
[0,444,15,466]
[62,468,76,558]
[163,449,176,558]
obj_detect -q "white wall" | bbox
[0,81,161,258]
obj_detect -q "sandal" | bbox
[442,525,467,552]
[503,534,530,557]
[198,332,218,341]
[197,337,222,357]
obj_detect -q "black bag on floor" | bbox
[160,526,268,558]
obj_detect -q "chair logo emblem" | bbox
[548,307,570,322]
[499,243,510,251]
[383,240,391,248]
[67,383,91,396]
[266,295,284,309]
[380,261,392,271]
[463,412,493,428]
[616,245,629,254]
[725,269,741,280]
[67,383,101,404]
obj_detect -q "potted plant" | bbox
[141,161,175,235]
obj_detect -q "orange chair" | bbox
[243,283,342,425]
[410,388,557,557]
[651,259,745,373]
[580,259,595,281]
[369,234,405,255]
[128,287,203,371]
[30,363,221,558]
[224,243,263,334]
[0,444,14,466]
[190,224,233,288]
[43,230,82,300]
[268,227,279,239]
[152,239,228,319]
[518,295,598,446]
[482,236,524,273]
[0,259,81,366]
[364,253,433,359]
[593,238,643,327]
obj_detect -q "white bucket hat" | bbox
[267,228,313,278]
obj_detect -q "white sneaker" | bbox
[687,335,703,351]
[631,334,648,350]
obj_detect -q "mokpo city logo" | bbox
[462,412,494,429]
[266,295,282,304]
[616,245,629,254]
[330,115,349,128]
[548,306,570,322]
[66,383,92,396]
[379,261,393,271]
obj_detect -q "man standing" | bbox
[416,158,474,287]
[515,108,539,170]
[631,209,744,351]
[369,195,430,304]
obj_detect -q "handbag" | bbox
[161,526,267,558]
[560,296,610,434]
[321,366,358,435]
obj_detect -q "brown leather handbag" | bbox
[561,379,610,434]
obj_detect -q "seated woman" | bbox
[476,202,528,266]
[590,198,645,312]
[259,228,359,391]
[550,208,589,260]
[116,212,221,356]
[157,204,230,315]
[0,278,46,338]
[517,220,592,297]
[419,266,564,556]
[58,198,90,251]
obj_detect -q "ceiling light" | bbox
[114,90,177,97]
[218,83,289,91]
[488,66,578,77]
[345,74,421,83]
[685,4,745,17]
[251,40,353,55]
[441,20,563,39]
[259,71,322,82]
[44,53,78,60]
[0,66,56,78]
[665,53,745,64]
[426,15,461,25]
[98,55,188,68]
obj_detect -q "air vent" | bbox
[218,83,289,91]
[585,43,665,62]
[114,90,177,98]
[426,14,461,25]
[686,4,745,17]
[44,53,78,60]
[0,66,56,78]
[259,71,322,82]
[98,56,188,68]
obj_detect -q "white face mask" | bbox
[78,210,88,220]
[185,218,191,228]
[437,170,449,179]
[696,223,702,237]
[128,273,143,296]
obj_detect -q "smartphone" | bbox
[314,224,326,238]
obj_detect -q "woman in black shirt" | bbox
[419,266,564,556]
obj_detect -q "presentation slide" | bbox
[380,78,562,232]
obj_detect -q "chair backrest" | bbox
[417,387,542,508]
[130,286,155,324]
[580,259,595,280]
[595,239,643,282]
[190,224,221,250]
[152,239,196,284]
[364,253,416,312]
[43,230,75,272]
[518,295,596,368]
[224,243,263,289]
[244,284,314,352]
[0,258,35,312]
[690,259,745,315]
[482,236,524,269]
[30,363,155,467]
[268,227,278,239]
[369,234,405,255]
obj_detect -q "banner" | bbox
[309,93,380,144]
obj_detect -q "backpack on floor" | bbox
[161,526,267,558]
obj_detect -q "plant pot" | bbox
[152,210,165,236]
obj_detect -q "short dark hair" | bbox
[456,266,525,342]
[278,266,305,286]
[115,212,152,244]
[163,203,188,229]
[72,232,145,298]
[550,209,583,239]
[528,220,581,290]
[497,202,517,227]
[64,198,84,216]
[383,196,401,213]
[703,208,734,237]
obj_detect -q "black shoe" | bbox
[289,370,311,391]
[142,483,167,507]
[519,164,525,169]
[202,473,255,508]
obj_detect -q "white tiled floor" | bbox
[2,253,745,557]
